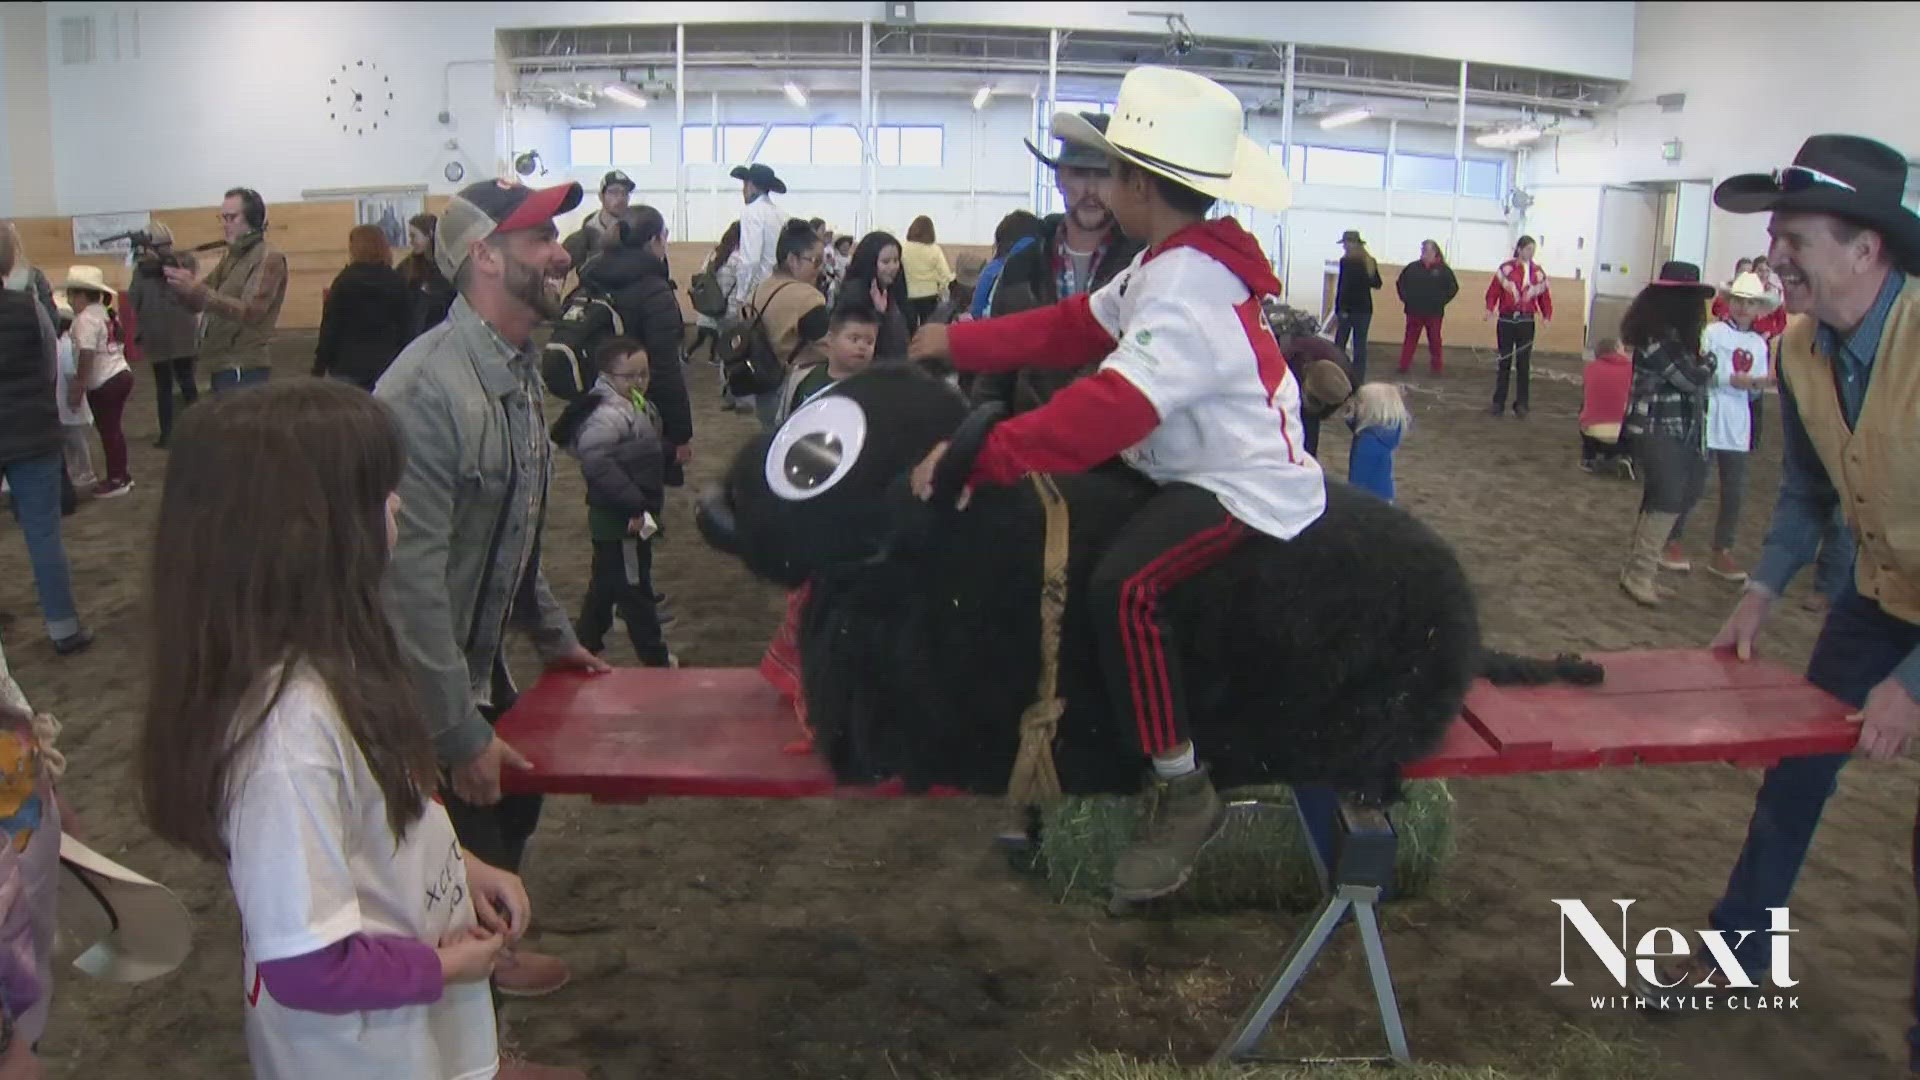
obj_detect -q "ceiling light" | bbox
[602,83,648,109]
[553,89,594,110]
[783,81,808,108]
[1318,106,1371,131]
[972,86,993,111]
[1475,125,1543,149]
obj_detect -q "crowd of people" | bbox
[0,53,1918,1078]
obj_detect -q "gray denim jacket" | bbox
[376,296,578,766]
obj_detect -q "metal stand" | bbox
[1211,798,1412,1067]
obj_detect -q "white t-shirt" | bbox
[224,667,497,1080]
[70,305,129,390]
[1090,247,1327,540]
[1701,319,1769,453]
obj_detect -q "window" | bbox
[570,128,610,168]
[1303,146,1385,188]
[682,125,714,165]
[759,124,812,165]
[1392,153,1456,195]
[898,125,943,166]
[1464,159,1505,200]
[610,126,651,167]
[871,126,899,166]
[569,125,649,168]
[721,124,762,164]
[813,125,862,166]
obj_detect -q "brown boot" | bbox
[1110,766,1226,903]
[1620,512,1677,607]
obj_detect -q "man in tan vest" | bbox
[163,187,288,390]
[1632,136,1920,1057]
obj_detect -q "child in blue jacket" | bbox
[1346,382,1409,502]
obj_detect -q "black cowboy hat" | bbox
[729,162,788,195]
[1023,112,1112,171]
[1715,134,1920,270]
[1644,260,1716,300]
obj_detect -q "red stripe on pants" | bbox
[1119,517,1247,753]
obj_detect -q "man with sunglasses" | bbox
[1632,136,1920,1065]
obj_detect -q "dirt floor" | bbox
[3,336,1913,1080]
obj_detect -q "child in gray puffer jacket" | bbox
[549,336,674,666]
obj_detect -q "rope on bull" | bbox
[1007,472,1070,805]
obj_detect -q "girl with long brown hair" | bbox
[139,380,535,1079]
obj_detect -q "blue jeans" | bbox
[1705,585,1920,1050]
[209,365,271,393]
[1,453,80,640]
[1814,511,1856,601]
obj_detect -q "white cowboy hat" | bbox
[58,834,193,983]
[1051,66,1293,212]
[1725,271,1781,309]
[57,265,115,302]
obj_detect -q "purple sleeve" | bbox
[257,932,443,1014]
[0,841,41,1020]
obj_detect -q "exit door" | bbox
[1594,186,1658,299]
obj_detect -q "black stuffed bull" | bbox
[697,366,1597,802]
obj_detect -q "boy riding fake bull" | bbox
[908,66,1313,905]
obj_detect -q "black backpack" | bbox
[541,285,625,401]
[688,271,728,320]
[719,281,816,398]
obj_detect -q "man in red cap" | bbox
[377,181,608,1071]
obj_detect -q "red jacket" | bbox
[1580,351,1632,429]
[1485,258,1553,320]
[947,218,1282,487]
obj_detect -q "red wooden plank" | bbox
[495,652,1862,801]
[498,668,840,799]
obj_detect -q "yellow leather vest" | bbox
[1777,279,1920,621]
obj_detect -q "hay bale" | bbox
[1031,782,1455,912]
[1036,1053,1508,1080]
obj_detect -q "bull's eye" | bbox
[765,394,867,501]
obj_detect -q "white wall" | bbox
[44,2,501,215]
[1,4,54,216]
[1522,2,1920,280]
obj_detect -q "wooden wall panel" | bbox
[8,195,450,330]
[1320,263,1590,357]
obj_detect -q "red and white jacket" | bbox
[945,218,1326,542]
[1484,258,1553,320]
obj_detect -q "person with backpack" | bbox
[563,206,691,479]
[731,220,828,431]
[689,222,739,368]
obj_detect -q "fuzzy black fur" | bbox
[699,366,1601,797]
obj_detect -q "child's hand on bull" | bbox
[910,442,972,510]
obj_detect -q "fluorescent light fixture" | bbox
[1475,125,1543,149]
[602,83,648,109]
[1318,106,1371,130]
[783,81,808,108]
[554,90,594,110]
[971,85,993,111]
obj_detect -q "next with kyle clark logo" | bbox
[1550,899,1801,1011]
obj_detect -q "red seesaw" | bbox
[498,649,1859,1065]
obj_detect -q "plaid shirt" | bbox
[1625,336,1716,446]
[1052,226,1112,301]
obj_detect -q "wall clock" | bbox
[444,161,466,183]
[327,59,395,136]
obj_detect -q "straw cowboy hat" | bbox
[1051,66,1293,212]
[1715,134,1920,272]
[1724,271,1782,309]
[59,834,194,983]
[57,265,115,302]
